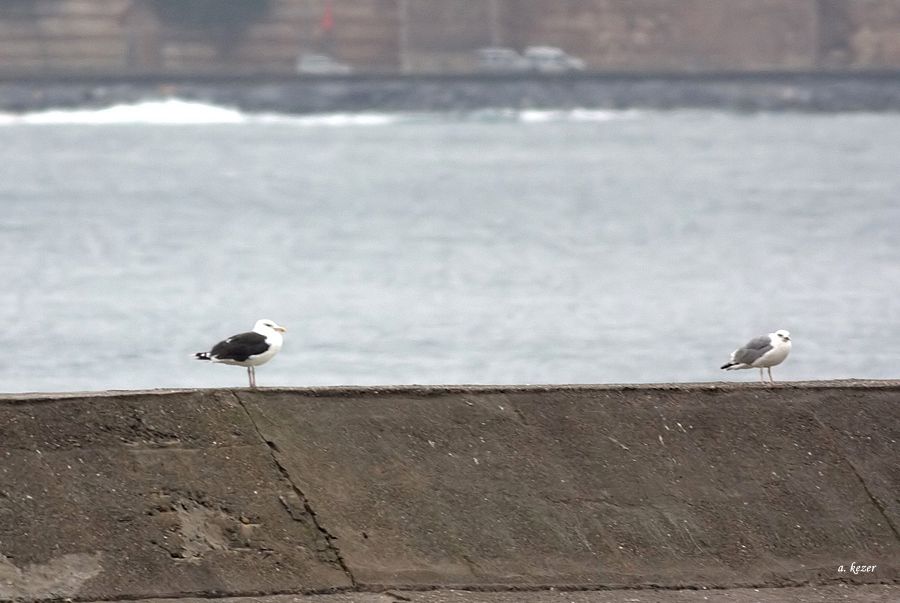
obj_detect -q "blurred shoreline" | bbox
[2,71,900,114]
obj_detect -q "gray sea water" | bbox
[1,102,898,392]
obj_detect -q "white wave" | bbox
[0,99,246,125]
[0,99,411,127]
[453,107,635,124]
[0,98,636,126]
[519,108,630,123]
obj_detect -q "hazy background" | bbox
[1,1,898,391]
[2,1,900,77]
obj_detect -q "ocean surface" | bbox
[1,100,898,392]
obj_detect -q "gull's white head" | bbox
[254,319,287,334]
[773,329,791,343]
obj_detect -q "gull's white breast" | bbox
[243,331,282,366]
[752,337,791,368]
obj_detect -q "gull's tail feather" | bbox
[721,362,737,370]
[194,352,212,361]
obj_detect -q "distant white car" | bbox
[296,53,352,75]
[523,46,586,73]
[476,47,530,72]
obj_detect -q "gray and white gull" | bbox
[721,329,791,384]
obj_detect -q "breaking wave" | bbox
[0,98,636,126]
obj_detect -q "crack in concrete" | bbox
[843,456,900,542]
[459,554,483,579]
[230,391,358,587]
[510,405,531,427]
[810,411,900,543]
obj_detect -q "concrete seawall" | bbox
[1,382,898,602]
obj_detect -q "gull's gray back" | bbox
[733,335,773,365]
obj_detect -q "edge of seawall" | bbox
[1,381,898,601]
[3,378,898,401]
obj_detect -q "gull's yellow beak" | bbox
[275,325,287,333]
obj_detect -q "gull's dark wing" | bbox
[209,331,269,362]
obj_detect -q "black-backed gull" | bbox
[721,329,791,384]
[194,319,286,387]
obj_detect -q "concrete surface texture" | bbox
[0,382,898,602]
[71,584,900,603]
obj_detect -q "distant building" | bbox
[0,0,899,77]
